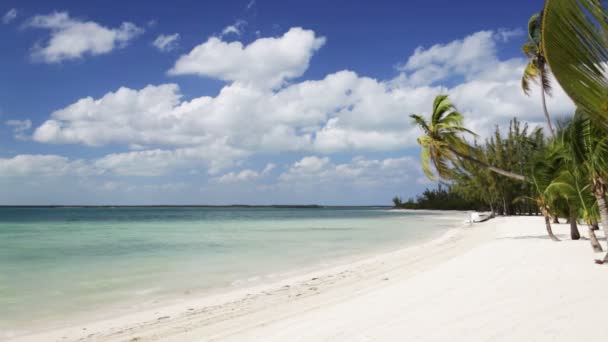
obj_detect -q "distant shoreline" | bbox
[0,205,392,209]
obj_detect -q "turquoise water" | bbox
[0,207,463,334]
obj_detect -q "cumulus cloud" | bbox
[93,142,248,176]
[0,154,90,178]
[153,33,180,52]
[6,119,32,140]
[168,27,326,88]
[29,28,574,181]
[32,71,419,152]
[26,11,144,63]
[397,30,519,86]
[2,8,17,24]
[278,155,421,188]
[33,84,185,146]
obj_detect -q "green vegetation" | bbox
[396,0,608,264]
[392,185,484,211]
[522,12,556,138]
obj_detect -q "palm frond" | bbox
[522,62,540,95]
[410,114,431,135]
[522,41,537,59]
[431,95,450,123]
[542,0,608,128]
[420,144,435,181]
[528,13,542,44]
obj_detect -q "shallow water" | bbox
[0,207,464,334]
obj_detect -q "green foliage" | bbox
[393,185,485,211]
[410,95,477,181]
[542,0,608,128]
[403,118,545,214]
[411,95,526,182]
[522,13,552,97]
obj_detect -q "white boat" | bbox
[469,212,494,223]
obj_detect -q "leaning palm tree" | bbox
[411,95,526,182]
[541,0,608,260]
[521,13,556,139]
[548,169,603,252]
[542,0,608,129]
[516,159,561,241]
[567,114,608,262]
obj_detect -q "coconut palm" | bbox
[411,95,526,182]
[566,114,608,261]
[542,1,608,129]
[548,169,603,252]
[516,159,560,241]
[521,13,556,139]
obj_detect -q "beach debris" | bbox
[157,316,170,320]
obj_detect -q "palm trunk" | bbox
[540,87,556,139]
[539,68,556,140]
[544,214,560,241]
[592,179,608,249]
[448,147,527,182]
[569,211,581,240]
[589,225,603,253]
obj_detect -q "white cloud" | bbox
[397,30,504,86]
[392,29,574,136]
[278,155,421,188]
[30,28,575,180]
[246,0,256,10]
[33,84,185,146]
[6,119,32,140]
[2,8,17,24]
[215,163,275,184]
[262,163,276,174]
[221,20,247,37]
[168,27,326,88]
[26,12,144,63]
[0,154,89,178]
[153,33,180,52]
[93,142,247,176]
[496,28,524,42]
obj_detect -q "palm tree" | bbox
[516,159,560,241]
[411,95,526,182]
[534,0,608,260]
[548,169,603,252]
[522,13,556,139]
[541,1,608,128]
[566,115,608,257]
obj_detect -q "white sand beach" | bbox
[10,216,608,342]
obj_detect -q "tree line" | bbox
[397,1,608,264]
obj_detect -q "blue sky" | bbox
[0,0,574,205]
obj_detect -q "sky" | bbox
[0,0,575,205]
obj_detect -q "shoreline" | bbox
[7,212,478,342]
[11,215,608,341]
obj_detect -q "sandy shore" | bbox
[9,216,608,341]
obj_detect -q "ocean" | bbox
[0,206,464,335]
